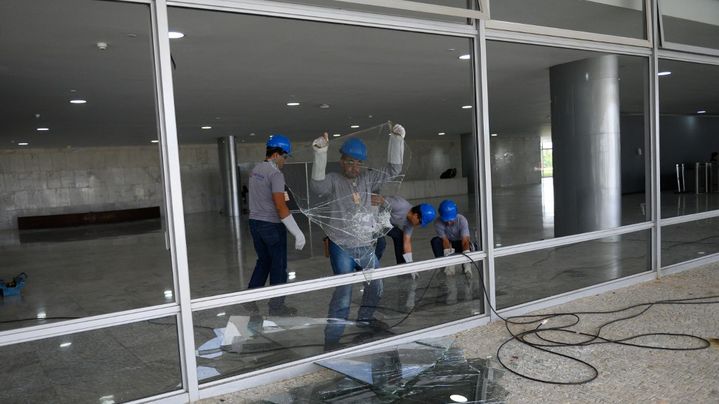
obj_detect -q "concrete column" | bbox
[217,136,240,217]
[550,55,621,236]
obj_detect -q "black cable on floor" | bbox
[459,251,719,385]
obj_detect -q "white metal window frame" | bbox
[2,0,719,403]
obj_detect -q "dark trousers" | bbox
[430,236,471,258]
[375,226,405,264]
[247,219,288,311]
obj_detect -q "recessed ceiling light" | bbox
[458,54,471,60]
[201,126,212,130]
[350,124,360,128]
[151,140,159,143]
[168,31,184,39]
[658,71,671,76]
[36,127,49,131]
[697,110,707,114]
[59,342,72,348]
[333,133,341,137]
[491,133,498,137]
[319,103,331,109]
[216,312,226,317]
[70,99,87,104]
[164,290,173,298]
[288,271,296,280]
[37,311,47,319]
[18,142,29,146]
[249,133,256,136]
[450,394,468,403]
[438,132,446,136]
[286,102,301,106]
[461,105,472,109]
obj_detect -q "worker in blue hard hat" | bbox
[310,123,407,350]
[373,195,436,310]
[431,199,475,304]
[246,134,306,317]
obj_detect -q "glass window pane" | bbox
[662,217,719,267]
[660,0,719,50]
[271,0,476,23]
[0,0,173,331]
[659,60,719,218]
[487,41,650,247]
[0,317,182,403]
[495,231,651,309]
[490,0,646,39]
[193,262,484,380]
[170,8,480,298]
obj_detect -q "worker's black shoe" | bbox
[268,304,298,317]
[356,318,390,331]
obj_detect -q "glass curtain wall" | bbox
[489,0,647,39]
[169,6,481,297]
[0,0,174,328]
[0,0,183,401]
[4,0,719,402]
[487,41,650,247]
[659,0,719,50]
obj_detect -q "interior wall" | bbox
[658,115,719,190]
[0,144,221,230]
[490,134,542,188]
[234,137,463,186]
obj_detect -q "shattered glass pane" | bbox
[284,122,412,276]
[256,338,509,403]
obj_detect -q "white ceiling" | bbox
[0,0,716,150]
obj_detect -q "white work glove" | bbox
[410,272,419,280]
[402,252,413,263]
[281,215,306,250]
[388,124,405,165]
[443,248,455,257]
[311,133,329,181]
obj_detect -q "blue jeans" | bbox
[247,219,288,311]
[325,239,383,344]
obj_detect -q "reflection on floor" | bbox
[255,337,508,403]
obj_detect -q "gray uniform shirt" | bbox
[434,213,470,241]
[385,195,414,236]
[248,161,285,223]
[310,163,402,248]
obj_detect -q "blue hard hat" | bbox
[438,200,458,222]
[266,134,291,154]
[339,138,367,161]
[418,203,437,227]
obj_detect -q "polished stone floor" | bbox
[206,262,719,404]
[0,182,718,402]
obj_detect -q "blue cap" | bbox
[267,134,291,154]
[438,200,458,222]
[339,138,367,161]
[418,203,437,227]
